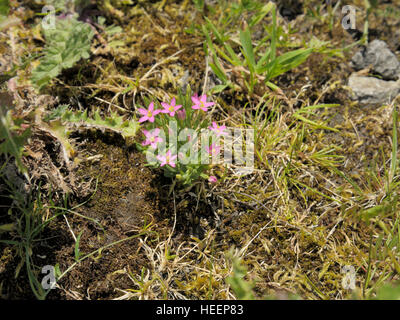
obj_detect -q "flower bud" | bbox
[177,109,186,120]
[208,176,217,183]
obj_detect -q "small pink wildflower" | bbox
[138,102,160,123]
[157,150,178,167]
[161,97,182,117]
[142,128,163,149]
[177,108,186,120]
[191,94,214,112]
[206,143,221,156]
[208,176,217,183]
[208,122,227,137]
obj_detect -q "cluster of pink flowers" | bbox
[138,95,225,182]
[138,94,215,124]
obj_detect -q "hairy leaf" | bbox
[31,16,94,90]
[59,108,139,139]
[41,106,139,162]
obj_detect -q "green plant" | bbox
[0,107,31,174]
[225,251,255,300]
[136,88,223,187]
[336,105,400,299]
[0,178,65,300]
[203,2,312,95]
[362,0,378,44]
[31,16,94,90]
[192,0,205,12]
[0,0,9,24]
[0,173,148,300]
[41,104,139,160]
[373,283,400,300]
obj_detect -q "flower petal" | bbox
[138,108,148,115]
[191,95,200,104]
[139,116,148,123]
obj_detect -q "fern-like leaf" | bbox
[31,16,94,90]
[60,108,139,139]
[42,106,139,162]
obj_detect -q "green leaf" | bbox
[249,2,275,27]
[292,113,339,132]
[374,283,400,300]
[239,27,256,72]
[270,4,277,61]
[255,48,271,71]
[31,17,94,90]
[209,83,229,94]
[389,105,398,185]
[225,252,255,300]
[0,108,30,173]
[74,231,83,261]
[204,17,241,66]
[360,203,394,223]
[262,48,313,79]
[50,105,139,139]
[0,223,15,233]
[0,0,9,23]
[54,263,62,279]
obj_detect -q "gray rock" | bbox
[351,40,400,80]
[348,73,400,105]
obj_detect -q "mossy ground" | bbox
[1,0,400,299]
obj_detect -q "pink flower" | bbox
[208,176,217,183]
[157,150,178,167]
[206,143,221,156]
[191,94,215,112]
[208,122,227,137]
[177,109,186,120]
[161,97,182,117]
[142,128,163,149]
[138,102,160,123]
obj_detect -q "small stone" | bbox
[348,73,400,105]
[351,40,400,80]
